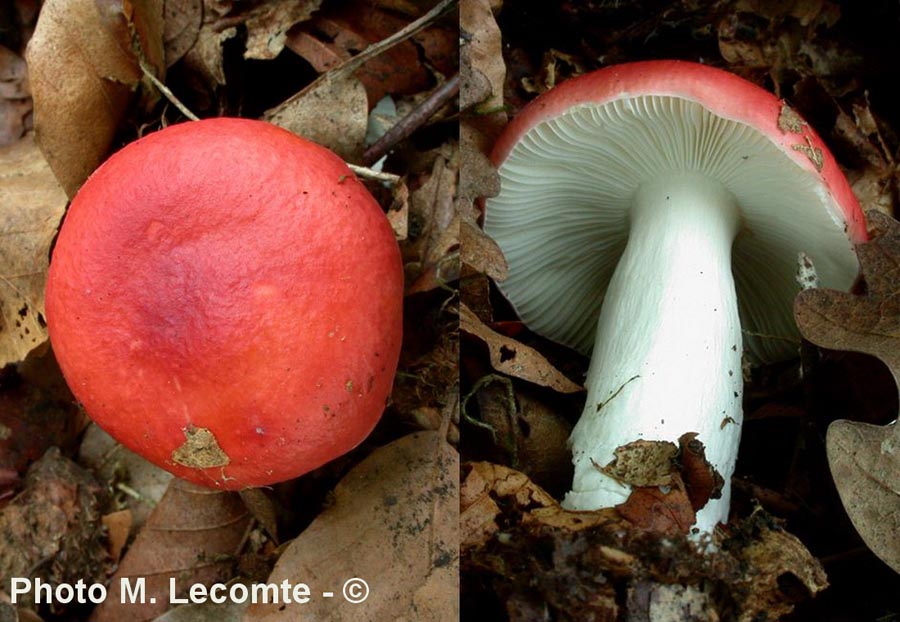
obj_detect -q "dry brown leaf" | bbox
[0,45,31,146]
[459,54,491,112]
[461,302,583,393]
[458,122,499,204]
[0,135,67,366]
[460,461,562,548]
[834,105,898,217]
[183,23,237,87]
[472,382,572,491]
[387,180,410,240]
[459,463,503,547]
[244,431,458,622]
[264,73,368,161]
[405,149,460,295]
[616,477,696,537]
[678,433,724,513]
[601,440,680,488]
[285,5,431,105]
[459,0,503,113]
[409,150,459,263]
[825,419,900,571]
[25,0,162,196]
[520,49,587,95]
[102,509,133,563]
[90,480,251,622]
[795,209,900,572]
[460,215,507,281]
[238,488,278,542]
[163,0,202,67]
[243,0,321,60]
[0,448,110,607]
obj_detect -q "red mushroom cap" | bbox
[46,118,403,489]
[492,60,865,243]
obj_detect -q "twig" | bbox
[595,375,640,412]
[363,73,460,166]
[140,59,199,121]
[347,163,401,184]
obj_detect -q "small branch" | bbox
[140,60,199,122]
[347,163,401,185]
[363,73,460,166]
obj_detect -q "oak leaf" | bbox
[794,209,900,573]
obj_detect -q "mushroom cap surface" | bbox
[46,118,404,489]
[485,60,865,362]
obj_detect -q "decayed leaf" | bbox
[834,102,898,217]
[626,582,718,622]
[735,522,829,620]
[460,461,558,548]
[0,135,67,366]
[461,302,583,393]
[582,434,723,536]
[520,49,587,95]
[0,448,110,607]
[244,431,458,622]
[0,355,84,478]
[0,591,42,622]
[794,210,900,572]
[601,439,680,488]
[462,462,827,621]
[243,0,321,61]
[265,73,368,161]
[25,0,163,196]
[78,423,174,530]
[90,480,251,622]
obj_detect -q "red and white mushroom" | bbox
[484,61,865,533]
[46,118,404,490]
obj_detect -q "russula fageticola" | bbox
[483,60,865,532]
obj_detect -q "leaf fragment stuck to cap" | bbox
[172,426,230,469]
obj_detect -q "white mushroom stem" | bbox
[562,173,744,534]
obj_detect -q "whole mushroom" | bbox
[483,61,865,533]
[46,118,404,490]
